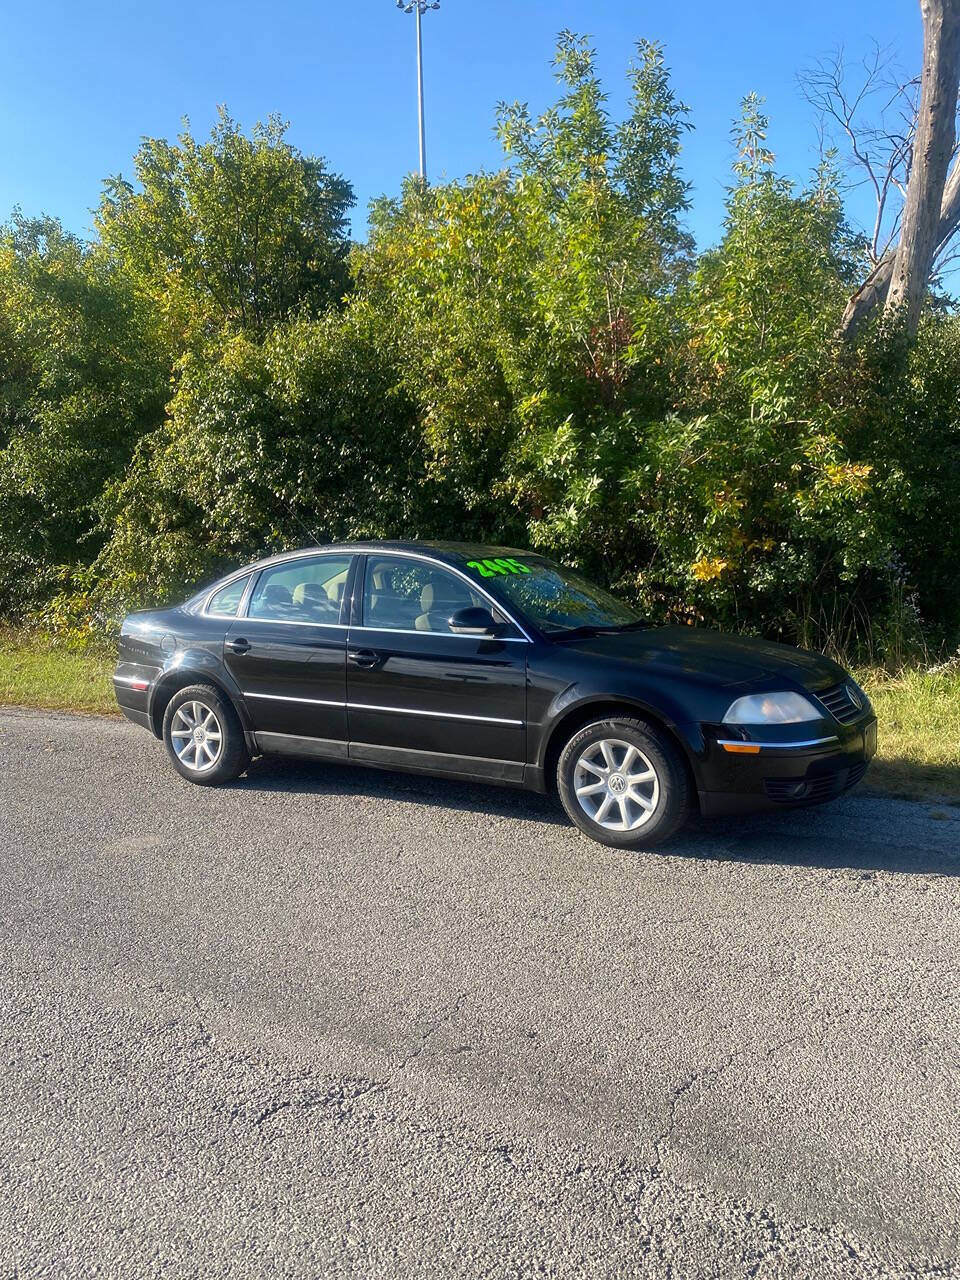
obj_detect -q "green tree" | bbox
[97,109,354,342]
[0,213,167,619]
[687,95,860,419]
[496,31,691,397]
[356,34,693,578]
[90,304,447,614]
[636,100,904,647]
[4,32,959,662]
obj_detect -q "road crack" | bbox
[648,988,955,1180]
[253,1077,387,1130]
[398,991,469,1070]
[652,1053,737,1177]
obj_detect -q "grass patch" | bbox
[858,667,960,803]
[0,630,957,801]
[0,629,118,716]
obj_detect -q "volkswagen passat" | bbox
[113,542,877,849]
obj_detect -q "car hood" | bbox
[556,625,845,691]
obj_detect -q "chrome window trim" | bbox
[201,548,535,640]
[349,624,528,643]
[226,615,348,631]
[240,689,522,726]
[245,553,353,626]
[358,550,534,643]
[202,553,352,623]
[218,614,527,639]
[716,736,840,750]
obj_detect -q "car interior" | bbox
[239,554,508,634]
[248,559,350,623]
[365,559,494,634]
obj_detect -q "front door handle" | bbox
[348,648,381,669]
[228,637,251,655]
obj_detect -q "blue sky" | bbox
[0,0,923,252]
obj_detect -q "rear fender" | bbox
[148,650,255,749]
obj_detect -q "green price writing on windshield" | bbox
[466,557,532,578]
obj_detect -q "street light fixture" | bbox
[396,0,440,181]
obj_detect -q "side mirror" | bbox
[449,606,497,636]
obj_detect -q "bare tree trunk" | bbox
[839,162,960,338]
[883,0,960,335]
[839,254,896,339]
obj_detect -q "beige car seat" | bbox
[367,567,419,629]
[415,575,473,632]
[292,581,338,618]
[256,583,293,617]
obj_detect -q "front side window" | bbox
[458,554,643,634]
[248,556,352,624]
[362,556,507,634]
[207,575,250,618]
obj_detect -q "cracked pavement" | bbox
[1,707,958,1278]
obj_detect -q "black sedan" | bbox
[113,541,877,849]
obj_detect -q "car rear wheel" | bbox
[162,684,249,786]
[557,717,691,849]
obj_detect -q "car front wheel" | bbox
[557,717,691,849]
[162,684,250,786]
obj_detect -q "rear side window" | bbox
[248,556,352,624]
[207,576,250,618]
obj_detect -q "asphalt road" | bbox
[1,707,958,1279]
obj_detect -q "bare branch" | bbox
[835,6,960,340]
[799,42,919,267]
[840,110,960,338]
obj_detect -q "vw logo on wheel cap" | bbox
[609,773,627,794]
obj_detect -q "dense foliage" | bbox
[1,34,958,661]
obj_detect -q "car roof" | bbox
[230,539,539,573]
[185,541,543,605]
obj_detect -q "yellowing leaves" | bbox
[691,557,730,581]
[711,485,744,514]
[824,461,873,493]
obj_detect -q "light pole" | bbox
[396,0,440,181]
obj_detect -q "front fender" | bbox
[531,681,707,782]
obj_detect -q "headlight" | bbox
[722,691,821,725]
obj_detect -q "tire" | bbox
[556,717,692,849]
[162,683,250,786]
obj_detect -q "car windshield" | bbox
[458,554,643,634]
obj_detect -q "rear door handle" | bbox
[348,648,381,669]
[228,637,251,655]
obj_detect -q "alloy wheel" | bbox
[169,699,223,773]
[573,738,660,831]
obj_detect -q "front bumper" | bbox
[697,716,877,817]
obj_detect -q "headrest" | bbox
[292,582,327,606]
[420,576,447,612]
